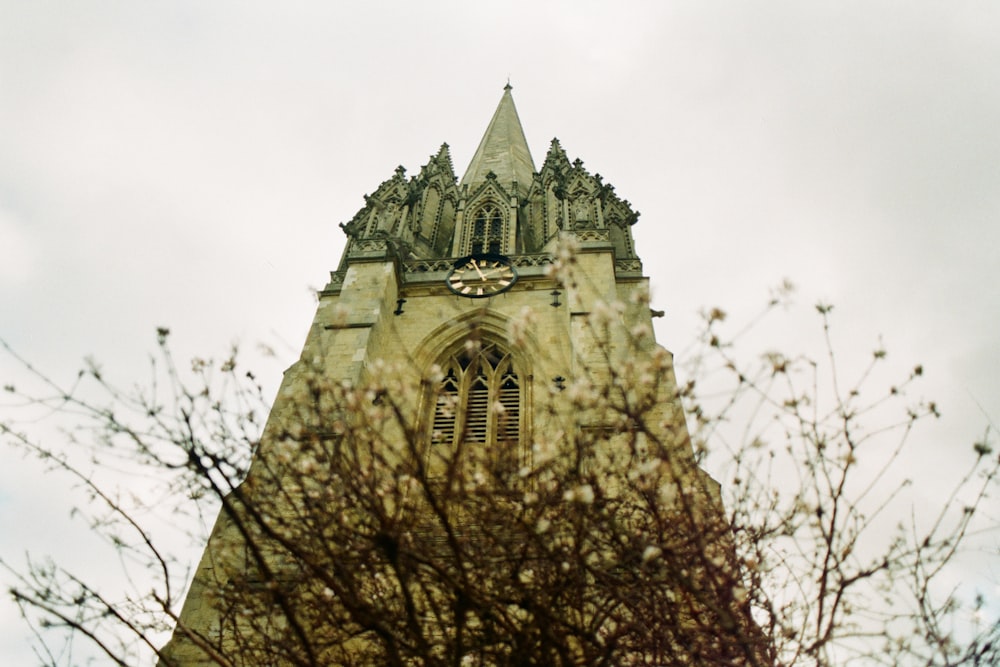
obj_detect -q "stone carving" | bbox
[615,259,643,273]
[403,259,455,274]
[573,198,591,226]
[401,254,555,277]
[571,229,610,243]
[376,201,400,234]
[511,254,555,268]
[352,238,390,253]
[339,218,364,239]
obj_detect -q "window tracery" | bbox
[429,341,521,456]
[469,204,504,254]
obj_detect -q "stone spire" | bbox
[460,84,536,196]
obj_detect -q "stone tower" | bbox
[159,86,759,666]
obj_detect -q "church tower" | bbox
[160,86,762,667]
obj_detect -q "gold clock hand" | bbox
[471,259,487,281]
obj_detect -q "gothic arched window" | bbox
[429,341,521,459]
[469,204,504,255]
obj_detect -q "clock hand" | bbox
[471,259,487,281]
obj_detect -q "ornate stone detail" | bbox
[403,259,455,274]
[511,254,555,268]
[572,197,592,227]
[615,259,643,274]
[373,200,401,235]
[524,141,640,257]
[352,238,390,253]
[570,229,611,243]
[401,254,555,275]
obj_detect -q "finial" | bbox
[504,78,512,91]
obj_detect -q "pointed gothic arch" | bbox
[468,202,505,254]
[414,312,536,480]
[428,339,521,453]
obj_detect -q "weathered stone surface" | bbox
[160,86,724,667]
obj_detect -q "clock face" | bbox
[446,254,518,298]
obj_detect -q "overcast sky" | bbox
[2,1,999,663]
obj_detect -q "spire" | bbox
[460,84,536,195]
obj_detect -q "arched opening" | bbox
[469,204,504,255]
[428,340,521,474]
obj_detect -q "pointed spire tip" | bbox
[461,83,535,192]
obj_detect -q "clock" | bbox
[446,253,518,298]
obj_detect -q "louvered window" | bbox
[429,341,521,454]
[430,369,459,446]
[497,370,519,443]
